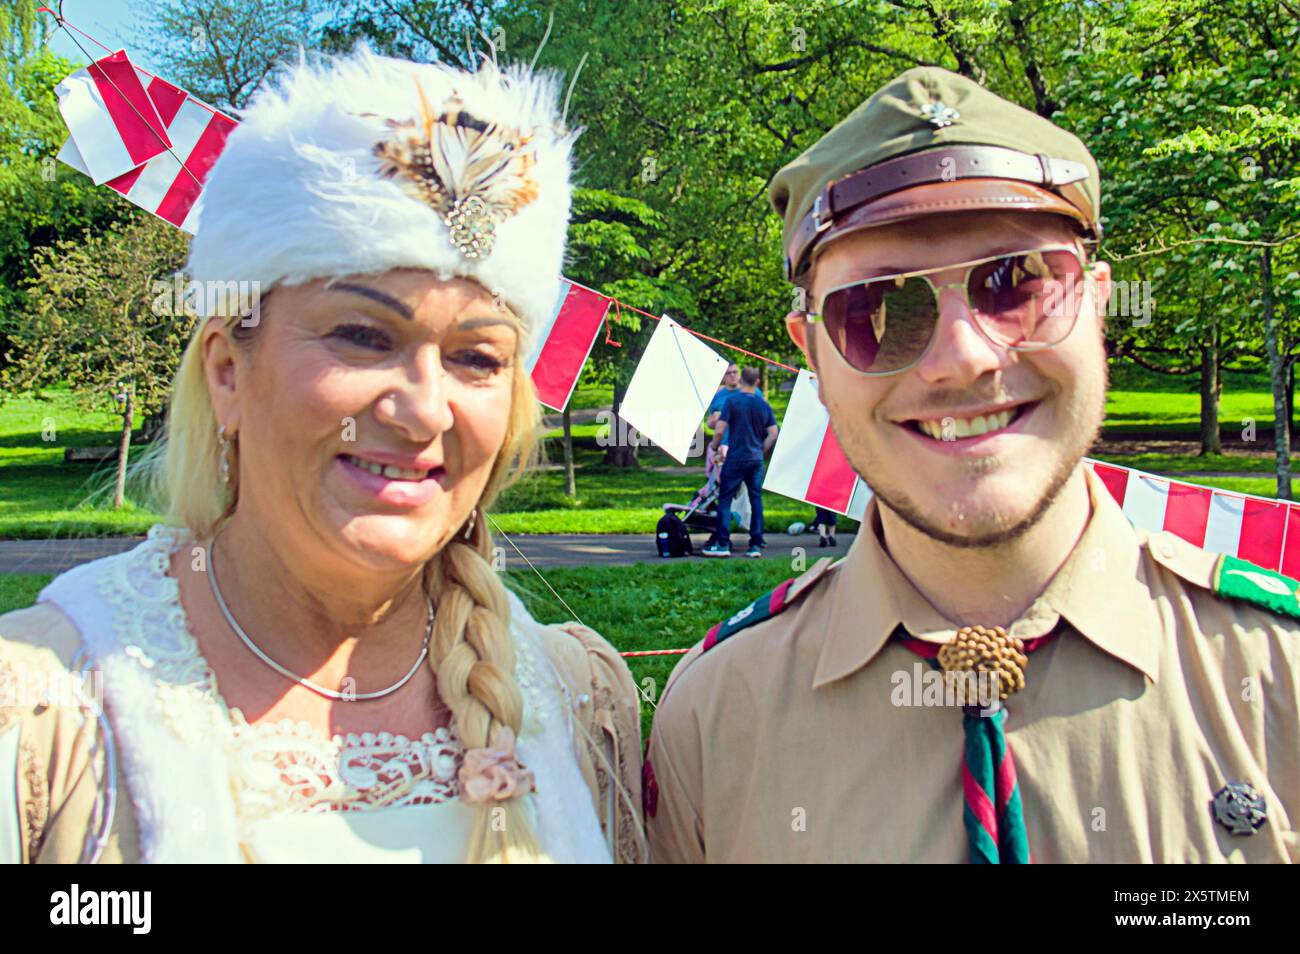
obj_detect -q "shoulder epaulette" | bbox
[1212,553,1300,621]
[701,556,835,653]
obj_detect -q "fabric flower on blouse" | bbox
[458,726,536,803]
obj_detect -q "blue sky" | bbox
[45,0,159,73]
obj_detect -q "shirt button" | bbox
[1158,541,1175,559]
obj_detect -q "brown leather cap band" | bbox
[785,144,1101,283]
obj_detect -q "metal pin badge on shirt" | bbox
[1212,781,1267,835]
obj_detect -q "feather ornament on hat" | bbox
[185,45,577,342]
[372,82,541,260]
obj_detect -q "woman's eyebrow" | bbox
[332,282,414,321]
[456,316,518,331]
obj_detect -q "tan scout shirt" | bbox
[646,465,1300,863]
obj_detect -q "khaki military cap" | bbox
[769,67,1103,285]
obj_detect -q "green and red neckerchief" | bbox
[896,632,1057,864]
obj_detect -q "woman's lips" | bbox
[336,454,447,508]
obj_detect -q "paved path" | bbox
[0,536,147,575]
[0,532,852,576]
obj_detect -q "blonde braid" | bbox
[427,516,547,863]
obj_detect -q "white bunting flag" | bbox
[618,315,728,463]
[1086,459,1300,574]
[763,369,871,519]
[56,62,236,234]
[525,280,612,412]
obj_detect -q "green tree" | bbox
[5,216,195,507]
[566,187,691,469]
[323,0,507,66]
[1052,0,1272,456]
[1143,1,1300,495]
[140,0,320,110]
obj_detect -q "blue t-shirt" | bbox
[708,385,763,420]
[720,391,777,462]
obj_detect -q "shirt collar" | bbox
[812,463,1161,689]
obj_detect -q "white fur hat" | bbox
[186,46,577,339]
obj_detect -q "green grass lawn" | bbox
[508,559,796,737]
[1103,390,1276,436]
[0,391,159,538]
[1087,452,1273,474]
[0,573,51,614]
[1103,364,1277,436]
[0,560,796,738]
[494,439,838,534]
[2,363,1295,539]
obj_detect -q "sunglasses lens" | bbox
[822,276,937,373]
[969,250,1084,346]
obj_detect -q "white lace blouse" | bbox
[31,524,612,863]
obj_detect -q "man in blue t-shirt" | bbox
[706,363,764,432]
[703,367,778,558]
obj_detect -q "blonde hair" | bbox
[145,288,546,863]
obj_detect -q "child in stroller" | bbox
[662,465,721,533]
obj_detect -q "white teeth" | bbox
[382,464,425,480]
[915,409,1015,440]
[345,455,429,481]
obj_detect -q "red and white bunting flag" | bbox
[57,65,236,234]
[764,369,871,519]
[1086,459,1300,574]
[54,50,172,184]
[526,280,612,411]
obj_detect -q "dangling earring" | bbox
[218,425,233,485]
[462,506,479,541]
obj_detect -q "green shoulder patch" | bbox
[1212,554,1300,621]
[699,556,835,654]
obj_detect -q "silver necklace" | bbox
[207,531,434,702]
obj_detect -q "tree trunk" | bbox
[1288,359,1296,441]
[1199,329,1221,455]
[602,380,640,468]
[562,405,576,497]
[1263,243,1290,499]
[141,407,167,444]
[113,386,133,510]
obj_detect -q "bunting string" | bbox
[603,294,801,373]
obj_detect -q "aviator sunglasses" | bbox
[804,245,1091,376]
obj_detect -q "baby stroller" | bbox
[655,469,719,557]
[662,468,721,533]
